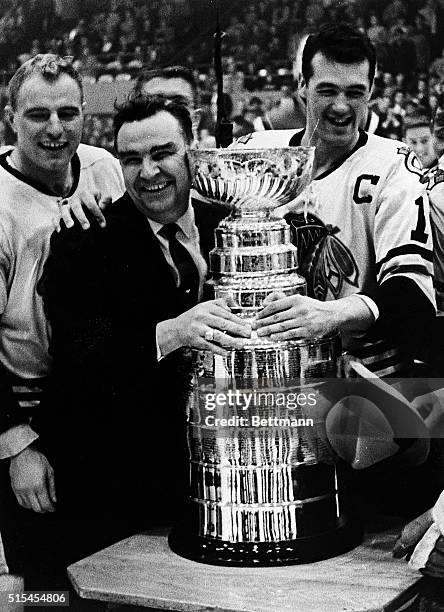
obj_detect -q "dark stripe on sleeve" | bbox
[378,264,433,284]
[0,362,26,433]
[375,245,433,274]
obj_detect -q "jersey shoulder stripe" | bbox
[378,263,433,284]
[375,244,433,273]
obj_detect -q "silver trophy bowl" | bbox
[189,147,314,214]
[169,147,361,566]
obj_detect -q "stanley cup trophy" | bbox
[169,147,362,565]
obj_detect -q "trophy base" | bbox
[168,518,362,566]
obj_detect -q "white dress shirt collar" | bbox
[147,198,196,240]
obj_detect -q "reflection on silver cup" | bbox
[191,147,314,213]
[169,148,362,565]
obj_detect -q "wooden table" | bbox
[67,529,423,611]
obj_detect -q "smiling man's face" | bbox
[117,110,191,224]
[9,72,83,181]
[302,52,371,150]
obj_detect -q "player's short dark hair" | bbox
[113,93,193,152]
[133,65,199,109]
[403,111,432,137]
[8,54,84,110]
[302,23,376,87]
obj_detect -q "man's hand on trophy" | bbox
[158,299,251,357]
[254,293,375,340]
[253,292,340,340]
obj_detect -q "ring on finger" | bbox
[205,329,215,342]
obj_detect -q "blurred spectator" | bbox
[81,113,114,153]
[430,48,444,80]
[382,0,407,28]
[430,93,440,114]
[198,126,216,147]
[413,77,430,107]
[405,98,420,118]
[419,0,439,40]
[127,46,144,70]
[367,13,388,66]
[413,14,432,74]
[72,45,97,79]
[242,96,265,130]
[373,94,391,134]
[382,72,395,87]
[377,105,403,140]
[391,90,407,118]
[119,9,137,48]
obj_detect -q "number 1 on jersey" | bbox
[410,196,428,244]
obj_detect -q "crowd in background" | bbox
[1,0,444,150]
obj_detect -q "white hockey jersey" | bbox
[0,144,124,379]
[234,130,435,376]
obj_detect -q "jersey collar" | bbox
[0,149,81,197]
[288,129,368,180]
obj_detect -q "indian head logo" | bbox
[287,213,359,300]
[397,146,444,190]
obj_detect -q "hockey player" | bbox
[0,55,124,565]
[235,23,435,377]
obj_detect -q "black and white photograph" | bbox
[1,0,444,610]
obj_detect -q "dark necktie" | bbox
[160,223,200,309]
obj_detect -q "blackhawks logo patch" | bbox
[287,213,359,301]
[397,146,423,178]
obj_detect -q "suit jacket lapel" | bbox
[112,195,229,313]
[110,193,178,307]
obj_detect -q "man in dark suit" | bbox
[4,95,250,592]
